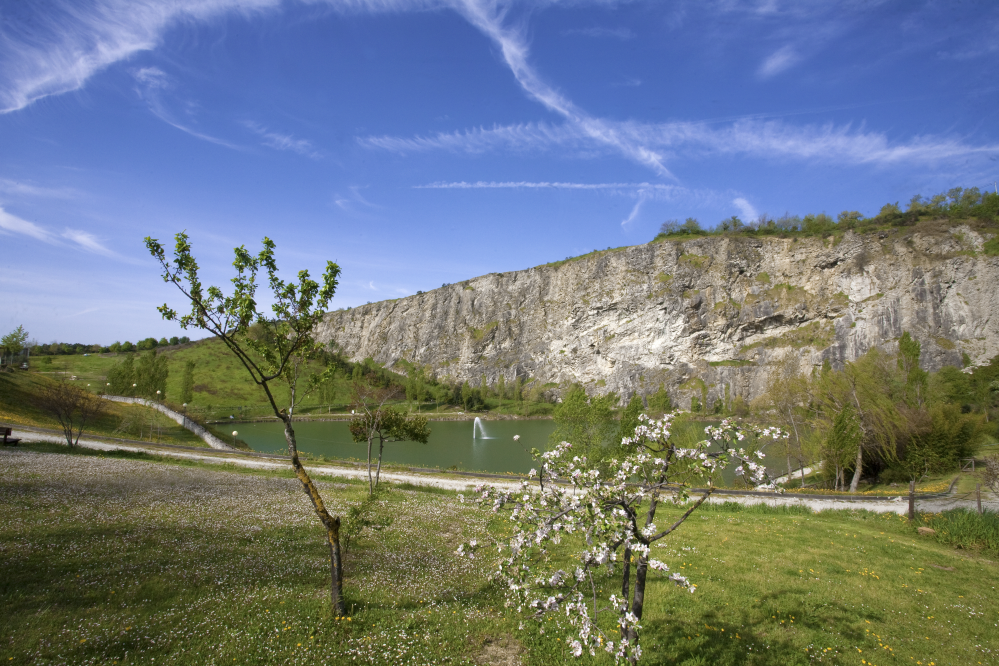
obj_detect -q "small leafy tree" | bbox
[646,384,672,416]
[145,232,348,614]
[106,355,136,395]
[37,380,106,448]
[180,360,195,404]
[823,404,862,490]
[761,353,811,486]
[1,325,28,369]
[349,384,430,496]
[135,350,169,399]
[548,385,618,464]
[815,348,904,491]
[618,394,643,443]
[458,413,786,664]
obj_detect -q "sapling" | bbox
[145,233,348,615]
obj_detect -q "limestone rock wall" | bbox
[316,226,998,408]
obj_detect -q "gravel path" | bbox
[10,430,997,514]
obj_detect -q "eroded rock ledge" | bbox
[317,227,998,407]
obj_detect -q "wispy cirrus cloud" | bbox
[0,207,55,243]
[371,117,999,167]
[0,205,125,258]
[620,197,644,227]
[417,180,727,209]
[334,186,384,214]
[61,228,120,257]
[0,0,288,114]
[132,67,242,149]
[0,178,81,200]
[243,121,322,159]
[417,180,686,196]
[0,0,472,115]
[562,26,634,40]
[732,197,758,220]
[758,44,799,78]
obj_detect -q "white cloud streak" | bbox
[371,117,999,167]
[758,44,799,78]
[0,0,285,114]
[0,207,56,243]
[334,186,383,213]
[243,121,322,159]
[61,228,119,257]
[0,178,81,199]
[132,67,243,149]
[417,180,672,190]
[732,197,758,220]
[562,26,634,39]
[0,205,123,258]
[620,197,644,227]
[450,0,672,178]
[0,0,462,114]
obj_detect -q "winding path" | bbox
[6,426,996,515]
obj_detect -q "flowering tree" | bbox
[457,413,787,664]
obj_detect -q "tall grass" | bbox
[921,508,999,554]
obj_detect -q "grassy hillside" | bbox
[1,445,996,665]
[29,338,365,419]
[0,370,207,447]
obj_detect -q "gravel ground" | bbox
[9,429,997,515]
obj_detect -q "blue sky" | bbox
[1,0,997,345]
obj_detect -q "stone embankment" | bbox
[318,226,999,406]
[105,396,234,450]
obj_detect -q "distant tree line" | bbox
[654,186,999,244]
[30,335,191,356]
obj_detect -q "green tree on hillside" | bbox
[37,380,107,448]
[145,232,348,615]
[646,383,672,415]
[106,356,136,395]
[619,393,644,443]
[548,385,618,464]
[180,360,195,404]
[135,351,169,399]
[1,325,28,369]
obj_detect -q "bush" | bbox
[984,454,999,492]
[921,508,999,555]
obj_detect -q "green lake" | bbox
[238,417,791,482]
[239,418,555,474]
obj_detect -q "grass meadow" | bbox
[1,443,997,666]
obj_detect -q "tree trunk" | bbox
[627,556,649,664]
[375,438,384,488]
[620,546,632,644]
[282,416,346,615]
[366,435,374,497]
[849,442,863,492]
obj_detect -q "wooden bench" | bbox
[2,427,20,446]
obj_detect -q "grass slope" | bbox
[0,371,206,447]
[31,339,378,419]
[1,444,996,665]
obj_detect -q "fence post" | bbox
[908,480,915,522]
[977,483,983,515]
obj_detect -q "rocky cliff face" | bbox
[316,225,999,408]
